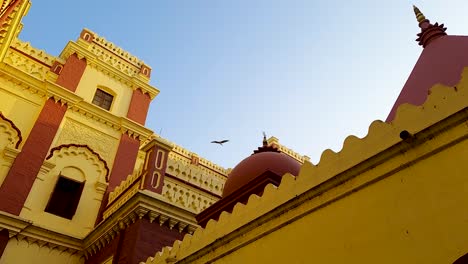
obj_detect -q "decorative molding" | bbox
[162,177,218,213]
[37,160,55,179]
[0,211,31,238]
[0,211,83,256]
[108,164,142,205]
[84,192,199,259]
[10,38,56,66]
[59,40,159,99]
[54,117,119,167]
[103,180,140,220]
[46,143,110,182]
[166,158,225,196]
[170,143,228,176]
[0,111,21,148]
[3,48,49,80]
[0,0,29,62]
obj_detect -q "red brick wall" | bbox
[85,233,121,264]
[111,218,185,264]
[56,53,87,92]
[133,219,184,263]
[107,134,140,191]
[126,88,151,125]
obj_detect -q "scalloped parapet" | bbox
[144,68,468,263]
[267,136,310,163]
[10,38,56,66]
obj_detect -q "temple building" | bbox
[0,1,467,264]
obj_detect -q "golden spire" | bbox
[413,5,426,23]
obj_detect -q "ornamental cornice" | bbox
[84,191,198,259]
[0,211,31,238]
[0,66,153,141]
[10,38,56,66]
[0,211,82,254]
[45,79,153,140]
[59,41,159,99]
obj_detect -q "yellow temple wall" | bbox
[74,66,133,117]
[0,73,44,187]
[0,238,83,264]
[0,78,44,146]
[19,142,109,239]
[215,139,468,264]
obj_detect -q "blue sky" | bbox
[19,1,468,168]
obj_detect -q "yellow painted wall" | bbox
[20,144,108,239]
[0,76,44,187]
[209,137,468,264]
[0,80,44,146]
[74,66,133,117]
[0,238,83,264]
[51,111,120,168]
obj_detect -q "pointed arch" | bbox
[46,144,109,181]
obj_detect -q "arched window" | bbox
[45,167,85,219]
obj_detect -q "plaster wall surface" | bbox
[0,83,44,145]
[74,66,133,117]
[209,137,468,264]
[19,142,109,238]
[0,238,83,264]
[51,111,121,168]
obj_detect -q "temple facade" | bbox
[0,1,467,264]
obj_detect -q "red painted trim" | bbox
[0,99,67,215]
[126,88,151,125]
[107,134,140,191]
[140,146,167,194]
[386,36,468,122]
[46,144,110,181]
[56,53,87,92]
[0,112,22,148]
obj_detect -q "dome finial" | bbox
[262,131,267,146]
[412,5,448,48]
[413,5,426,23]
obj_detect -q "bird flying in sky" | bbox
[211,139,229,146]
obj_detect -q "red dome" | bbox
[222,151,301,198]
